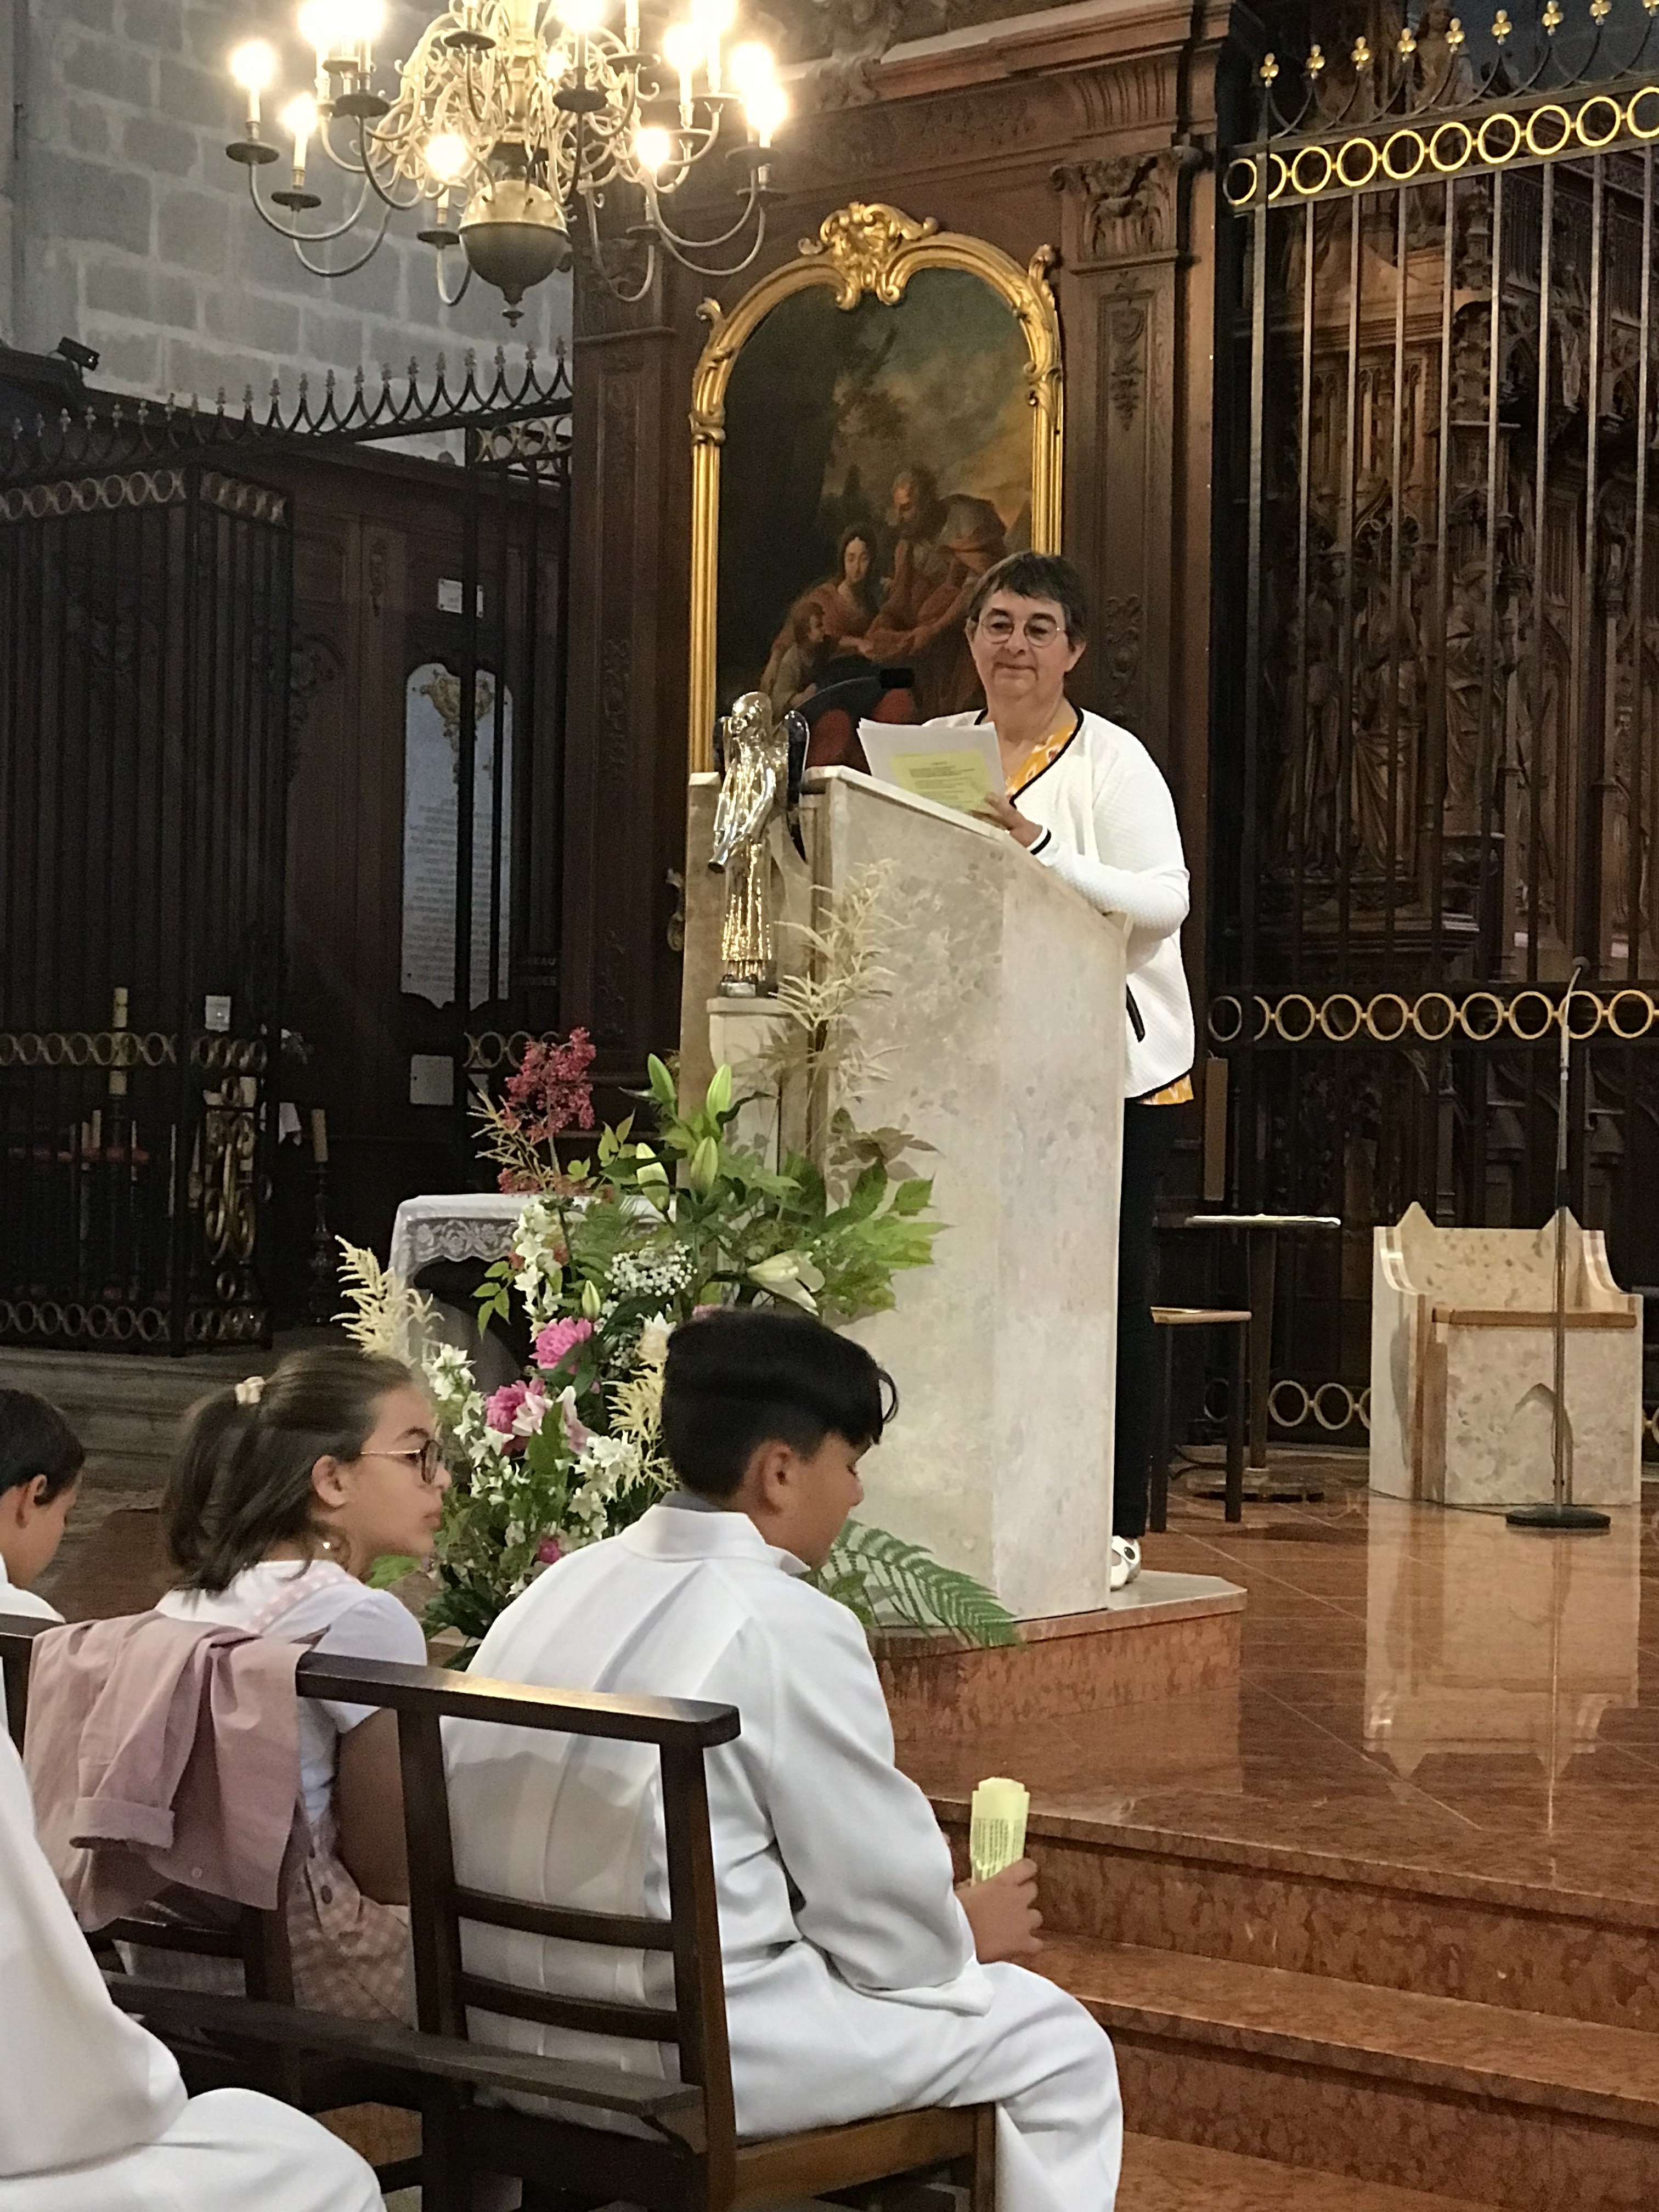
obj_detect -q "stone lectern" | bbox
[681,765,1128,1620]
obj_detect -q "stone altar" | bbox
[681,765,1130,1618]
[1370,1204,1642,1508]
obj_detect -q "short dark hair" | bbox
[165,1345,414,1594]
[964,551,1090,641]
[661,1308,897,1498]
[0,1391,84,1504]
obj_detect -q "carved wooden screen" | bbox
[1215,5,1659,1443]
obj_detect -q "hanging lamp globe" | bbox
[459,171,572,315]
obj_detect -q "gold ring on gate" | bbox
[1507,989,1556,1042]
[1272,993,1319,1043]
[1291,144,1335,196]
[1336,137,1380,189]
[1412,992,1458,1043]
[1628,85,1659,140]
[1607,988,1656,1041]
[1365,992,1412,1042]
[1224,156,1262,207]
[1576,94,1624,150]
[1430,119,1476,171]
[1383,128,1427,182]
[1317,992,1365,1042]
[1525,104,1573,159]
[1457,990,1506,1041]
[1475,111,1522,165]
[1209,995,1246,1044]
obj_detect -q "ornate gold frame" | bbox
[687,200,1064,771]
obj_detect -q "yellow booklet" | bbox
[968,1775,1031,1883]
[857,721,1004,817]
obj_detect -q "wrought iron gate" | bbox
[1215,2,1659,1437]
[0,461,291,1349]
[0,352,573,1348]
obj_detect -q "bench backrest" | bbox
[0,1614,743,2186]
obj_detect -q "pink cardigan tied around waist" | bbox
[24,1611,304,1928]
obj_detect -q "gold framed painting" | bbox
[687,201,1064,769]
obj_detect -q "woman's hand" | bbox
[955,1858,1043,1962]
[975,792,1043,849]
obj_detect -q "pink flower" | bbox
[535,1536,563,1566]
[483,1376,551,1452]
[534,1316,594,1372]
[557,1385,591,1454]
[503,1029,597,1143]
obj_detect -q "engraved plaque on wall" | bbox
[401,660,514,1009]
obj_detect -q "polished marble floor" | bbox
[896,1458,1659,1907]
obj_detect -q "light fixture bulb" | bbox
[424,129,470,183]
[560,0,607,31]
[297,1,345,53]
[229,38,279,93]
[635,123,672,173]
[661,20,703,72]
[727,38,772,97]
[692,0,737,33]
[281,92,320,139]
[338,0,386,38]
[744,77,786,145]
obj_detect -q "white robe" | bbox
[0,1726,381,2212]
[445,1502,1122,2212]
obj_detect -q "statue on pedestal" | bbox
[709,690,804,995]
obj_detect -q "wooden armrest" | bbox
[292,1654,741,1749]
[104,1976,706,2146]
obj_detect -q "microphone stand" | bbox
[1507,958,1611,1532]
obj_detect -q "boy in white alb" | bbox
[445,1307,1122,2212]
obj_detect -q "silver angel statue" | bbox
[709,690,804,995]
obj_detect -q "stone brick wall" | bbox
[4,1,569,402]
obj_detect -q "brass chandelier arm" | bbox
[245,163,378,247]
[646,177,769,275]
[291,197,397,276]
[435,247,476,307]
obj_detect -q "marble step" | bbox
[1118,2135,1496,2211]
[932,1801,1659,2035]
[1044,1937,1659,2211]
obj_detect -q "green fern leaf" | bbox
[814,1521,1020,1648]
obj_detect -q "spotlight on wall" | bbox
[54,337,101,375]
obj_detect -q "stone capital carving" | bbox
[1054,142,1204,264]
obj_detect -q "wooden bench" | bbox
[1,1614,994,2210]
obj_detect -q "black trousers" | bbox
[1114,1099,1178,1542]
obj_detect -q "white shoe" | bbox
[1110,1535,1142,1590]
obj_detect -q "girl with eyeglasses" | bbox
[143,1345,450,2018]
[949,550,1197,1592]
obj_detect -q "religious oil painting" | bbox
[718,269,1032,722]
[687,205,1063,760]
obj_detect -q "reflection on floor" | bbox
[899,1463,1659,1906]
[898,1463,1659,2210]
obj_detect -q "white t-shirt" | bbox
[0,1556,62,1732]
[0,1554,64,1624]
[157,1561,425,1828]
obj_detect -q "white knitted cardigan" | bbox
[935,707,1197,1097]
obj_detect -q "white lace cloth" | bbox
[387,1192,534,1281]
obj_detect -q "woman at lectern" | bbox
[945,551,1196,1590]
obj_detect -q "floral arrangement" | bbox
[340,1056,1018,1650]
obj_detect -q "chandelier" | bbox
[225,1,787,314]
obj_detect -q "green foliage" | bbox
[813,1522,1022,1647]
[366,1553,420,1590]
